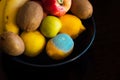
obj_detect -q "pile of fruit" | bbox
[0,0,93,60]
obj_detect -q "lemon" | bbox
[46,33,74,60]
[20,31,46,57]
[59,14,86,39]
[40,16,62,38]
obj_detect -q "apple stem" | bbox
[57,0,63,5]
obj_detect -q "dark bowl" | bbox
[2,16,96,67]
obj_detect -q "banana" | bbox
[0,0,6,34]
[4,0,29,34]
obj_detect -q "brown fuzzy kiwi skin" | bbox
[16,1,44,31]
[70,0,93,20]
[0,32,25,56]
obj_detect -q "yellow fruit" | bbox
[46,33,74,60]
[5,23,19,34]
[40,16,62,38]
[59,14,86,39]
[4,0,29,34]
[20,31,46,57]
[0,0,6,34]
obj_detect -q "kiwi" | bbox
[70,0,93,19]
[16,1,43,31]
[0,32,25,56]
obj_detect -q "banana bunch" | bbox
[0,0,6,34]
[0,0,29,34]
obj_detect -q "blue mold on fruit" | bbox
[52,33,74,53]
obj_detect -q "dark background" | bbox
[0,0,120,80]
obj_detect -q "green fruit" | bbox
[40,16,62,38]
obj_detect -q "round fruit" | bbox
[59,14,86,39]
[41,0,72,17]
[16,1,43,31]
[70,0,93,19]
[20,31,46,57]
[0,32,25,56]
[40,16,62,38]
[46,33,74,60]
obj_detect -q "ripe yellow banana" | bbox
[4,0,29,34]
[0,0,6,34]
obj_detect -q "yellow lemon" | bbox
[59,14,86,39]
[20,31,46,57]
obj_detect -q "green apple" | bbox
[40,16,62,38]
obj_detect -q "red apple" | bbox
[41,0,72,17]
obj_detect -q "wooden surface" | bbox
[0,0,120,80]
